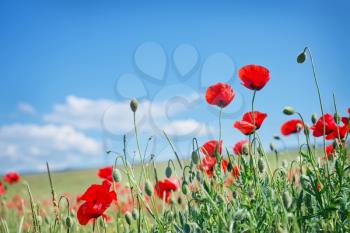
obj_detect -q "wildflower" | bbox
[97,166,113,182]
[201,140,222,157]
[325,117,349,140]
[324,144,335,160]
[198,156,228,177]
[310,114,336,137]
[233,165,240,178]
[233,139,249,155]
[281,119,304,136]
[234,111,267,135]
[4,172,20,184]
[154,178,179,203]
[205,82,235,108]
[77,180,117,225]
[0,182,5,195]
[238,64,270,91]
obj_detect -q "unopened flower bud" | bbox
[334,112,341,124]
[283,106,295,115]
[273,135,281,140]
[282,191,292,210]
[242,143,249,155]
[165,166,172,178]
[65,216,73,228]
[191,151,199,164]
[184,223,191,233]
[113,168,122,182]
[296,123,303,131]
[311,113,317,124]
[304,123,310,136]
[125,211,132,225]
[145,180,153,197]
[182,182,189,195]
[196,171,202,183]
[269,143,275,152]
[177,196,183,205]
[258,158,265,173]
[130,98,138,112]
[132,209,139,220]
[297,51,306,64]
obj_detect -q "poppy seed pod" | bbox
[125,211,132,225]
[65,216,73,228]
[132,209,139,220]
[258,158,265,173]
[112,168,122,183]
[165,166,172,178]
[311,113,318,124]
[283,106,295,115]
[297,51,306,63]
[191,151,199,164]
[282,191,292,210]
[130,98,138,112]
[145,180,153,197]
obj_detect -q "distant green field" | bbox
[5,151,302,201]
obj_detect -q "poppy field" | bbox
[1,48,350,232]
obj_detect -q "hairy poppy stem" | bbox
[46,162,59,228]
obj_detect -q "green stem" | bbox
[133,112,147,182]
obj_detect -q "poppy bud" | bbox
[99,217,106,228]
[125,211,132,225]
[196,171,202,183]
[311,113,317,124]
[258,158,265,173]
[182,182,189,195]
[273,135,281,140]
[177,196,183,205]
[65,216,73,228]
[145,180,153,197]
[191,151,199,164]
[130,98,138,112]
[297,51,306,63]
[304,123,310,136]
[132,209,139,220]
[227,162,233,172]
[242,143,249,155]
[165,166,172,178]
[269,142,275,152]
[282,191,292,210]
[184,223,191,233]
[334,112,341,124]
[257,146,264,156]
[44,216,50,224]
[113,168,122,183]
[232,190,237,198]
[283,106,295,115]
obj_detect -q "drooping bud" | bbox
[182,181,189,195]
[282,191,292,210]
[311,113,317,124]
[273,135,281,140]
[258,158,265,174]
[130,98,138,112]
[297,51,306,64]
[113,168,122,183]
[283,106,295,115]
[65,216,73,228]
[165,166,172,178]
[191,151,199,164]
[125,211,132,225]
[269,142,275,152]
[145,180,153,197]
[132,209,139,220]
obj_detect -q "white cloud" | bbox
[0,123,102,172]
[43,95,211,137]
[17,102,36,115]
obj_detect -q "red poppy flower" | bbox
[348,108,350,115]
[4,172,20,184]
[233,139,249,155]
[201,140,223,157]
[310,114,337,137]
[325,118,349,140]
[238,64,270,91]
[97,166,113,182]
[154,178,179,203]
[0,182,5,195]
[77,180,117,225]
[281,119,304,136]
[199,156,228,177]
[205,82,235,108]
[233,165,240,178]
[324,144,335,160]
[234,111,267,135]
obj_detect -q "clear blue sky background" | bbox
[0,0,349,174]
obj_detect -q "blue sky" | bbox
[0,1,349,174]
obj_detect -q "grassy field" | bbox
[6,151,301,201]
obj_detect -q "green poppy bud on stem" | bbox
[242,143,249,155]
[304,123,310,136]
[269,143,275,152]
[311,113,317,124]
[334,112,341,124]
[283,106,295,115]
[65,216,73,228]
[182,182,189,195]
[125,211,132,225]
[258,158,265,173]
[130,98,138,112]
[113,168,122,183]
[132,209,139,220]
[297,50,306,64]
[165,166,172,178]
[191,151,199,164]
[145,180,153,197]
